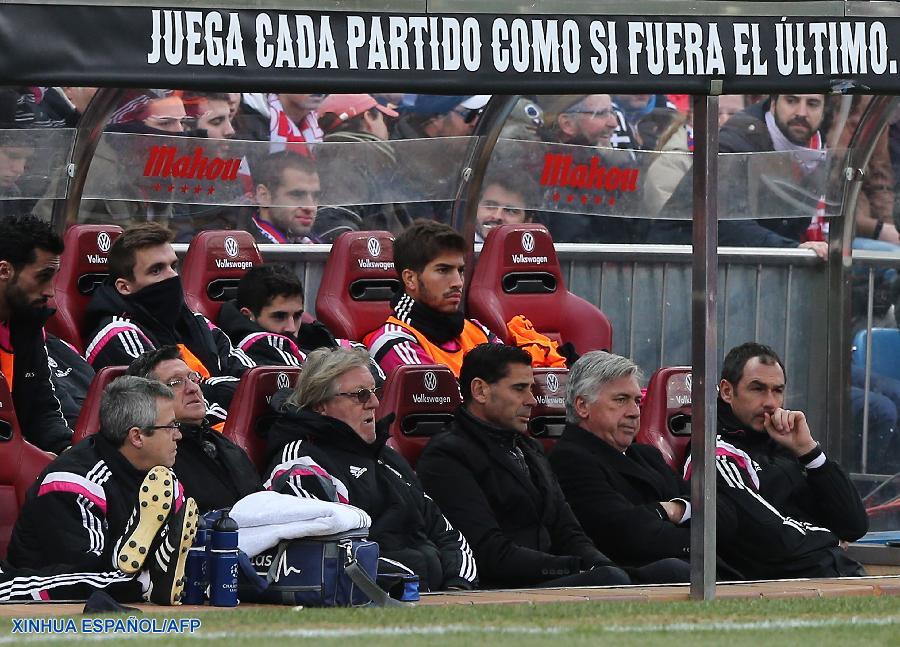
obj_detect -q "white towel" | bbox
[230,491,371,557]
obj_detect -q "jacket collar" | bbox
[560,423,674,495]
[452,406,541,500]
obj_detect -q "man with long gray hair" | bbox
[264,346,476,593]
[548,350,695,582]
[7,376,199,605]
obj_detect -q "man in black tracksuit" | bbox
[216,264,385,386]
[216,264,325,368]
[47,334,95,430]
[8,376,198,604]
[82,222,254,425]
[417,344,633,588]
[128,346,261,513]
[701,342,869,579]
[264,346,476,592]
[0,216,72,453]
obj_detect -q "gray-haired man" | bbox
[548,350,700,581]
[7,376,199,604]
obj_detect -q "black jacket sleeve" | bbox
[799,459,869,541]
[19,338,72,454]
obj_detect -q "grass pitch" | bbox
[2,595,898,646]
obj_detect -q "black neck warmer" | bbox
[123,275,186,330]
[391,292,465,345]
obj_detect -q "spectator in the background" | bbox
[539,95,641,244]
[611,94,679,151]
[0,89,35,220]
[77,90,186,227]
[236,93,324,156]
[718,95,746,127]
[43,87,98,127]
[249,152,322,243]
[172,92,245,241]
[391,95,486,140]
[650,95,832,257]
[313,93,411,240]
[475,173,535,244]
[554,94,620,149]
[182,91,235,141]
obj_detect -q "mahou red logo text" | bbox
[540,153,639,193]
[143,146,240,181]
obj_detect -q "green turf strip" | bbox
[2,596,898,646]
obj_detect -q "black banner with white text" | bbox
[2,5,900,93]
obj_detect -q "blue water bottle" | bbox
[182,518,209,605]
[207,513,239,607]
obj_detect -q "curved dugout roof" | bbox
[2,1,900,94]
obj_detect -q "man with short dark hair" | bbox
[8,376,199,605]
[250,152,322,244]
[474,174,534,244]
[83,222,254,425]
[417,343,632,588]
[128,346,261,513]
[706,342,869,579]
[216,264,309,367]
[0,215,71,453]
[364,220,500,378]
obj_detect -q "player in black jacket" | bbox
[703,342,869,579]
[128,346,262,513]
[264,346,476,592]
[82,223,254,426]
[216,264,385,386]
[8,376,199,604]
[0,216,71,453]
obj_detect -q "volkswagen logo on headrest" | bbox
[684,373,692,391]
[367,237,381,258]
[224,236,240,258]
[423,371,438,392]
[276,372,290,390]
[546,373,560,394]
[521,232,535,253]
[96,232,111,253]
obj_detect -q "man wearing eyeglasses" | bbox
[555,94,620,149]
[475,174,535,244]
[250,151,324,244]
[7,376,200,605]
[542,95,642,244]
[128,346,261,513]
[265,346,477,593]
